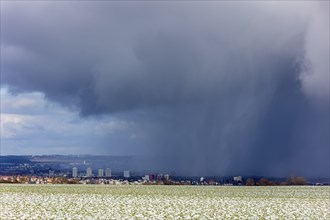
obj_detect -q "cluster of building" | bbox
[0,175,205,185]
[71,167,132,178]
[0,175,71,184]
[1,174,318,186]
[70,167,171,182]
[142,174,170,182]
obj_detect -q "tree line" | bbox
[246,176,307,186]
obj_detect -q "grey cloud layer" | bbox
[1,1,329,176]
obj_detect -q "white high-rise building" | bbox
[233,176,242,182]
[106,168,111,178]
[86,167,93,177]
[123,170,130,178]
[143,175,150,181]
[98,168,104,177]
[49,170,55,177]
[72,167,78,178]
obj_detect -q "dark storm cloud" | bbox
[1,1,329,176]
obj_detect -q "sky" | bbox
[1,1,329,177]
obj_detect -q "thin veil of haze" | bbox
[1,1,329,177]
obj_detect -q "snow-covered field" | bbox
[0,184,329,219]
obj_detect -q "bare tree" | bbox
[246,178,255,186]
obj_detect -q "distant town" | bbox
[1,155,328,186]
